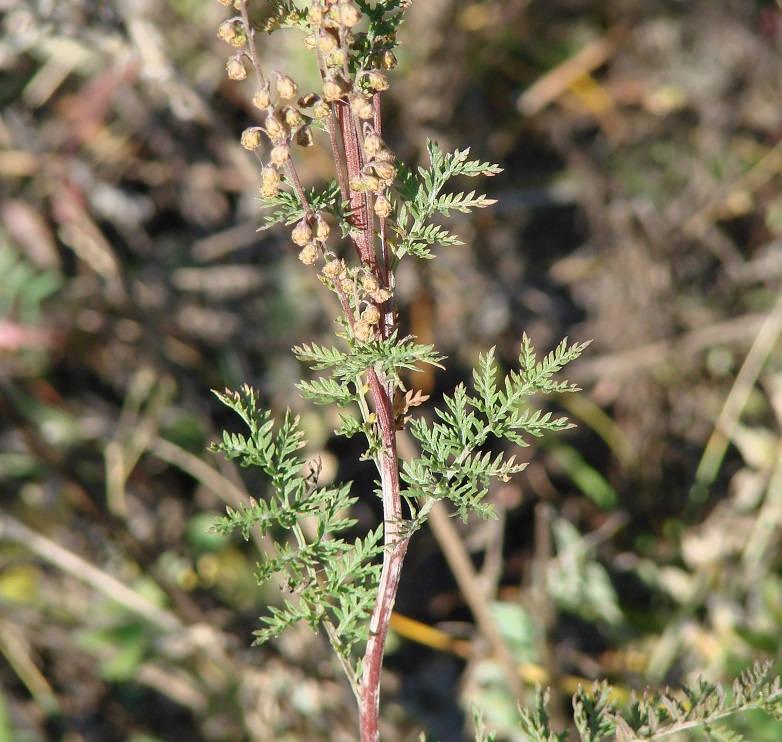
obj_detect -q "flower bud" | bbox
[313,99,331,118]
[281,105,303,129]
[309,4,324,24]
[365,69,389,91]
[299,243,319,265]
[253,82,272,109]
[349,175,366,192]
[374,193,392,218]
[339,1,361,28]
[298,92,319,108]
[349,93,373,120]
[241,127,263,150]
[362,173,381,192]
[372,287,391,303]
[326,49,349,68]
[217,0,234,5]
[323,75,349,102]
[292,219,313,246]
[303,34,317,50]
[364,131,383,157]
[265,112,287,141]
[270,143,290,166]
[317,32,339,54]
[296,125,314,148]
[362,305,381,325]
[275,73,298,100]
[261,165,281,187]
[322,259,343,279]
[371,160,396,181]
[314,214,330,240]
[353,320,372,343]
[375,145,395,162]
[379,50,397,69]
[226,54,247,80]
[217,19,247,47]
[362,274,379,293]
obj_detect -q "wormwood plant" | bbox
[207,2,782,741]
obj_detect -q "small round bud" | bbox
[371,160,396,181]
[265,112,287,141]
[364,132,383,157]
[281,105,303,129]
[261,165,281,187]
[362,305,381,325]
[379,50,397,69]
[253,82,272,109]
[303,34,318,50]
[326,49,349,68]
[314,215,330,240]
[275,73,298,100]
[372,287,391,303]
[349,175,366,193]
[226,54,247,80]
[365,69,389,91]
[362,173,381,192]
[349,93,373,120]
[322,260,342,279]
[317,32,339,54]
[296,125,314,148]
[299,243,319,265]
[362,274,379,293]
[217,19,247,47]
[291,219,313,246]
[270,143,290,166]
[339,1,361,27]
[313,99,331,118]
[375,145,395,162]
[241,127,263,150]
[323,76,349,102]
[353,320,372,343]
[309,4,324,24]
[374,193,392,218]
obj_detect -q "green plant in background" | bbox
[209,1,782,740]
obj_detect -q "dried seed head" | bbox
[226,54,247,80]
[241,127,263,150]
[365,69,389,91]
[314,215,330,240]
[270,143,290,166]
[372,287,391,303]
[265,112,287,141]
[299,243,319,265]
[371,160,396,181]
[374,193,392,218]
[353,320,372,343]
[298,92,319,108]
[275,73,298,100]
[253,82,272,109]
[313,99,331,118]
[349,92,373,120]
[339,1,361,28]
[281,105,303,129]
[379,50,397,69]
[322,260,342,279]
[296,125,314,148]
[217,19,247,47]
[323,76,348,102]
[291,219,313,246]
[362,305,381,325]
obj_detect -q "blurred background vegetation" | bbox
[2,0,782,740]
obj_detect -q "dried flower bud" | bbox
[303,34,317,50]
[275,73,298,100]
[326,49,349,68]
[261,165,281,187]
[379,50,397,69]
[322,259,342,279]
[292,219,313,246]
[374,193,392,218]
[362,305,381,325]
[309,4,324,24]
[296,125,314,147]
[363,131,382,157]
[349,175,366,193]
[365,69,389,91]
[253,82,272,109]
[241,127,263,150]
[313,99,331,118]
[317,32,339,54]
[349,93,373,120]
[339,1,361,27]
[314,215,330,240]
[217,19,247,47]
[362,274,379,293]
[265,112,287,141]
[270,143,290,166]
[323,76,349,102]
[362,173,381,192]
[375,145,395,162]
[226,54,247,80]
[299,243,319,265]
[372,287,391,303]
[353,320,372,343]
[371,160,396,181]
[281,105,303,129]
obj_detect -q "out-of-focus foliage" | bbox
[1,0,782,740]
